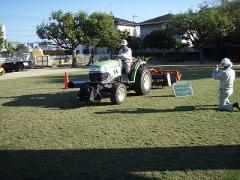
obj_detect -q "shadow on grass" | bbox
[127,92,141,97]
[173,66,213,81]
[35,67,214,86]
[0,145,239,179]
[36,74,89,84]
[175,66,240,81]
[149,95,175,98]
[95,105,218,114]
[2,92,112,110]
[33,66,240,85]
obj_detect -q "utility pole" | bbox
[109,3,112,15]
[132,15,138,23]
[132,15,139,37]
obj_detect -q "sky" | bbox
[0,0,207,43]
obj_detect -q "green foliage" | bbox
[83,12,121,55]
[43,49,71,56]
[221,0,240,40]
[36,10,87,67]
[15,44,28,52]
[143,30,176,49]
[6,42,15,54]
[84,12,116,47]
[172,8,234,48]
[171,7,235,62]
[127,36,142,54]
[118,29,130,40]
[37,10,118,66]
[99,31,121,51]
[99,29,131,53]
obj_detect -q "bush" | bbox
[43,50,71,56]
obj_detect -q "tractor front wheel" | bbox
[110,83,127,105]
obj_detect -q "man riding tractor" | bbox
[118,39,132,75]
[68,39,152,105]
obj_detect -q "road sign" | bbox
[173,82,193,97]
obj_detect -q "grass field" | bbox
[0,66,240,179]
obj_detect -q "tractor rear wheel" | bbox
[135,67,152,95]
[15,63,23,72]
[110,83,127,105]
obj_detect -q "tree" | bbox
[37,10,88,67]
[37,11,118,66]
[6,42,15,54]
[98,31,121,56]
[221,0,240,40]
[127,36,142,56]
[0,26,4,51]
[143,30,176,49]
[98,29,131,56]
[171,8,234,63]
[83,12,119,65]
[15,44,29,52]
[118,30,130,40]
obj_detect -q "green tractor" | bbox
[68,59,152,104]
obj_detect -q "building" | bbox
[138,14,172,38]
[114,17,138,37]
[0,24,7,50]
[221,0,235,5]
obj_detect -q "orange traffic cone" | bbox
[64,72,69,89]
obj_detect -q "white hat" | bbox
[221,58,233,67]
[121,39,128,45]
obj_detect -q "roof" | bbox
[138,13,173,26]
[114,17,135,26]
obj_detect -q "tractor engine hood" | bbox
[89,60,121,83]
[89,60,120,73]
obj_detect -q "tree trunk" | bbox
[216,37,227,62]
[71,50,77,68]
[216,41,220,62]
[87,48,95,66]
[220,38,226,60]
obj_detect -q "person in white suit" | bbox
[212,58,240,111]
[118,39,132,74]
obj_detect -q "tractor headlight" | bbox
[89,66,107,73]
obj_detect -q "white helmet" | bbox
[221,58,233,67]
[121,39,128,46]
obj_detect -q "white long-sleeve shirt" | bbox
[118,47,132,64]
[212,67,235,90]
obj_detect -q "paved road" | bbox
[0,68,87,81]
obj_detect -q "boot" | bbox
[233,102,240,111]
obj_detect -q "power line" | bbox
[0,13,44,20]
[4,25,38,27]
[8,35,37,37]
[7,30,36,31]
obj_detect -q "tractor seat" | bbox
[129,58,138,71]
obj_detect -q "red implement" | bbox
[149,67,182,86]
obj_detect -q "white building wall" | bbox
[2,25,6,40]
[116,25,135,36]
[140,23,169,38]
[0,25,7,49]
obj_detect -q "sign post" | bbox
[173,82,193,97]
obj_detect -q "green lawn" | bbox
[0,66,240,179]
